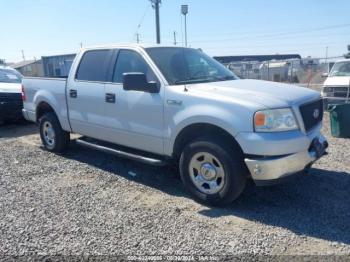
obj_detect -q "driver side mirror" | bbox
[123,73,159,93]
[321,72,329,78]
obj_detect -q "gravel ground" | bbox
[0,115,350,258]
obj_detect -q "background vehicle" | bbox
[322,59,350,105]
[22,45,327,205]
[0,66,23,124]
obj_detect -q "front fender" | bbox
[164,104,253,156]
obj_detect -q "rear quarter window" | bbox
[75,50,113,82]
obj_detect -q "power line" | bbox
[189,23,350,44]
[195,40,347,52]
[151,31,348,46]
[132,3,150,42]
[138,29,349,47]
[190,23,350,39]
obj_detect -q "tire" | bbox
[179,137,246,206]
[39,112,70,153]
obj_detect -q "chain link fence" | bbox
[224,57,343,91]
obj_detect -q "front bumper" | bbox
[245,135,328,185]
[323,97,349,108]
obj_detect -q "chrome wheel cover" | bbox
[188,152,225,194]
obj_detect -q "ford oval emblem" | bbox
[313,109,320,119]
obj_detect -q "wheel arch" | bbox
[36,101,58,123]
[172,123,244,160]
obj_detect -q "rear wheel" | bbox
[179,137,246,206]
[39,112,70,153]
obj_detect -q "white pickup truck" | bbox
[322,59,350,105]
[22,45,328,205]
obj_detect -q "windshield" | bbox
[146,47,238,85]
[329,61,350,77]
[0,68,22,83]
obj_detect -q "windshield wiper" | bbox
[212,75,236,81]
[174,75,236,85]
[174,77,215,85]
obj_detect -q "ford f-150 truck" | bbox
[22,45,328,205]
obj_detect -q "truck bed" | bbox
[22,77,69,128]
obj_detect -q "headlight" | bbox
[322,87,334,97]
[254,108,298,132]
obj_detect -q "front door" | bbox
[103,49,164,154]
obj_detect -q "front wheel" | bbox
[179,138,246,206]
[39,112,70,153]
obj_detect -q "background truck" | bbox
[0,66,24,124]
[322,59,350,105]
[22,45,328,205]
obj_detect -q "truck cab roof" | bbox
[80,44,194,52]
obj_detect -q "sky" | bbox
[1,0,350,63]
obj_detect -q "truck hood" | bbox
[0,82,21,93]
[187,79,320,109]
[323,76,350,87]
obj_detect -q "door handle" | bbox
[105,93,116,103]
[69,89,77,98]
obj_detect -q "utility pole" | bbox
[150,0,161,44]
[173,31,177,45]
[325,46,329,64]
[181,5,188,47]
[21,50,26,61]
[345,45,350,59]
[136,33,140,44]
[80,42,83,48]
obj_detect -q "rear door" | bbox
[66,49,114,139]
[103,49,164,154]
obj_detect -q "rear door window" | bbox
[76,50,113,82]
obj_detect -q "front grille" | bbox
[333,86,349,92]
[334,92,349,98]
[325,86,350,98]
[0,93,22,102]
[299,99,323,132]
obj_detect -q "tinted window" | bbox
[76,50,112,82]
[0,68,22,83]
[113,50,158,83]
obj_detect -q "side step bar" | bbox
[75,138,168,166]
